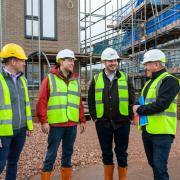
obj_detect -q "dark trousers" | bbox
[95,121,130,167]
[43,126,77,171]
[0,127,26,180]
[142,131,174,180]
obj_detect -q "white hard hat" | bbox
[101,47,119,61]
[56,49,75,63]
[143,49,166,65]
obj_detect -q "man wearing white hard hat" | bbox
[133,49,179,180]
[88,47,135,180]
[36,49,86,180]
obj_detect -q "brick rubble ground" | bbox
[0,121,180,180]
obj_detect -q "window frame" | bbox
[24,0,57,40]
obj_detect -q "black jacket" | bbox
[88,69,135,128]
[137,69,180,115]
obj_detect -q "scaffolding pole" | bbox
[84,0,87,53]
[89,0,92,80]
[31,0,35,96]
[38,0,41,87]
[81,0,116,53]
[0,0,2,49]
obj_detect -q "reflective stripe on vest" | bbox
[20,76,33,131]
[47,74,80,124]
[94,71,129,118]
[0,74,33,136]
[140,72,177,135]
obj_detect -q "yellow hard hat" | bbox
[0,43,28,60]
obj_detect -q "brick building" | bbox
[0,0,80,54]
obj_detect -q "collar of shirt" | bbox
[104,70,117,82]
[3,67,22,83]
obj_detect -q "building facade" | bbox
[0,0,80,54]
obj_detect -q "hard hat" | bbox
[143,49,166,64]
[0,43,28,60]
[56,49,75,63]
[101,47,119,61]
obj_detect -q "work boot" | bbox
[118,167,127,180]
[61,167,72,180]
[41,171,51,180]
[104,165,114,180]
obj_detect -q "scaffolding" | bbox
[119,0,180,74]
[81,0,180,70]
[80,0,180,98]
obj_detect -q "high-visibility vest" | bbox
[141,72,178,135]
[47,74,80,124]
[94,71,129,118]
[0,73,33,136]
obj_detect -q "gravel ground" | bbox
[1,120,180,180]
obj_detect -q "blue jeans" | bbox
[43,126,77,171]
[95,121,130,167]
[0,127,26,180]
[142,131,174,180]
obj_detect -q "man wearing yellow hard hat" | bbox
[0,43,33,179]
[36,49,86,180]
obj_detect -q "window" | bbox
[25,0,57,40]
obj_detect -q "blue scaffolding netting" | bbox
[120,4,180,49]
[93,1,180,55]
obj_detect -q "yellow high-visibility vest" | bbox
[47,74,80,124]
[94,71,129,118]
[0,73,33,136]
[141,72,178,135]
